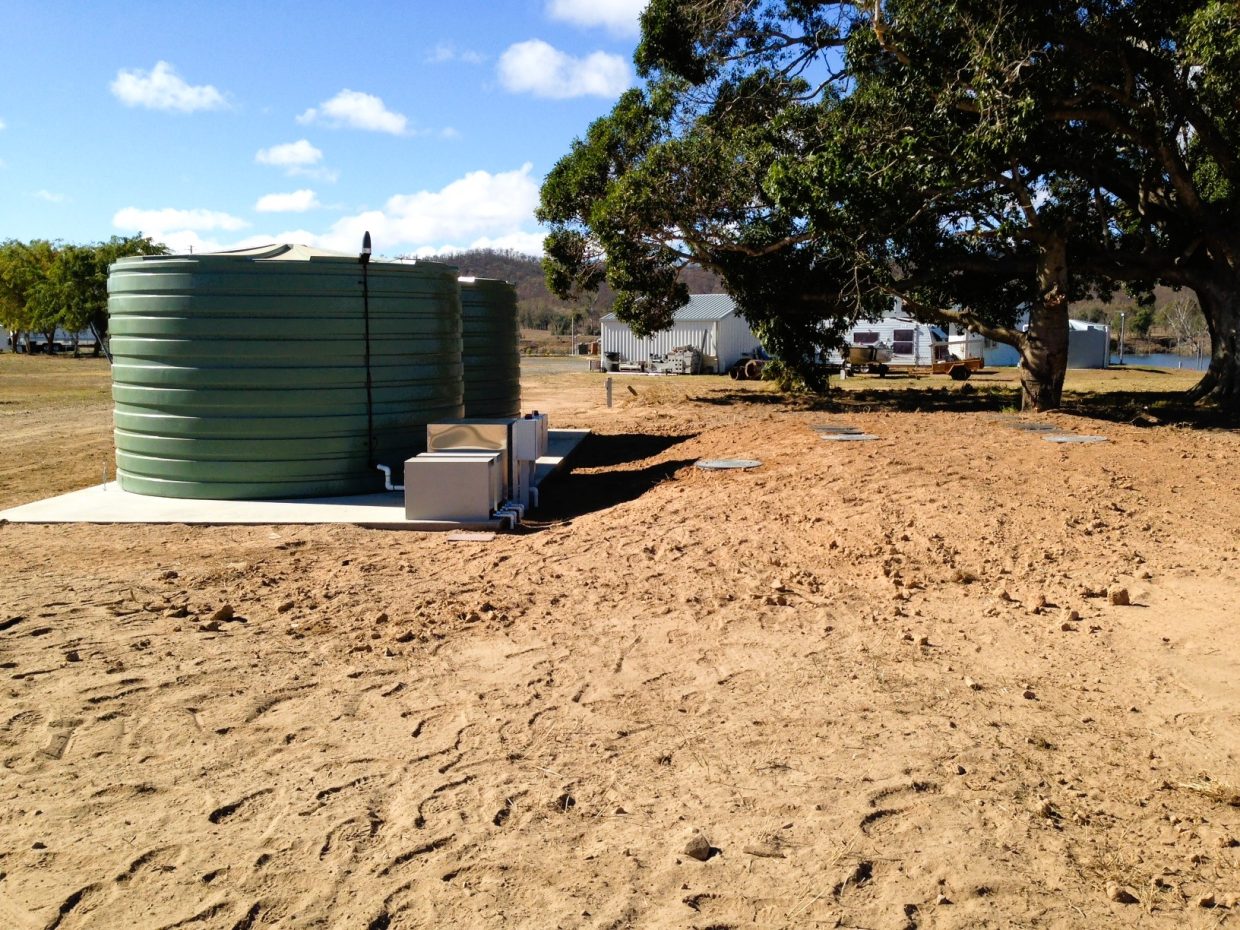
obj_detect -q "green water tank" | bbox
[108,245,463,499]
[458,277,521,418]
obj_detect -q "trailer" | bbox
[843,343,894,376]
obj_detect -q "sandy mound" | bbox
[2,376,1239,928]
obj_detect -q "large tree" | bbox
[0,235,165,355]
[0,239,58,350]
[1035,0,1240,405]
[541,0,1240,412]
[540,75,883,391]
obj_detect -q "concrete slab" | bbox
[0,428,590,531]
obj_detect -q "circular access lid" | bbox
[696,459,762,470]
[1042,434,1108,443]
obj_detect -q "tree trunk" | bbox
[1187,276,1240,414]
[1017,236,1071,412]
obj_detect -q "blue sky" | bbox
[0,0,646,257]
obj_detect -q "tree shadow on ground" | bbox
[821,386,1020,414]
[688,382,1021,414]
[1060,392,1238,429]
[690,379,1238,427]
[688,390,789,406]
[525,432,699,526]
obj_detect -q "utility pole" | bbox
[1118,311,1126,365]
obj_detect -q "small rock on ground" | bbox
[1107,881,1139,904]
[684,832,713,861]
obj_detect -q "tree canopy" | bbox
[0,235,167,353]
[540,0,1240,411]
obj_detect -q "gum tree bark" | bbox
[1017,236,1071,412]
[1188,274,1240,411]
[912,235,1071,413]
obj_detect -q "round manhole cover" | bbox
[695,459,762,470]
[820,433,880,441]
[1042,434,1108,444]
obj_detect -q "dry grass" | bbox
[834,364,1202,395]
[0,353,111,410]
[1179,778,1240,808]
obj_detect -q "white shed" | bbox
[600,294,762,373]
[1067,319,1110,368]
[946,318,1111,368]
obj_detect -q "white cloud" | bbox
[255,189,320,213]
[0,117,6,131]
[113,207,249,252]
[255,139,322,169]
[109,165,543,258]
[297,90,409,135]
[255,139,338,182]
[113,207,249,233]
[498,40,631,99]
[109,230,283,256]
[427,42,485,65]
[32,190,68,203]
[307,163,542,254]
[110,61,227,112]
[546,0,647,36]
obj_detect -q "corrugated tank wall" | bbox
[458,277,520,418]
[108,246,463,499]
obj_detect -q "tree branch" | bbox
[892,290,1025,346]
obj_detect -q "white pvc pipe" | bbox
[376,464,403,491]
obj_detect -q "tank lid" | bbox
[112,243,357,264]
[111,244,460,274]
[207,243,358,261]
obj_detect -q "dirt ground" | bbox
[2,356,1239,929]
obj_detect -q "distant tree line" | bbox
[0,236,167,355]
[428,248,723,337]
[1,239,725,357]
[1072,288,1209,352]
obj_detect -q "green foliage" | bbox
[0,239,56,340]
[759,357,829,394]
[1130,304,1157,339]
[0,235,167,350]
[540,0,1240,405]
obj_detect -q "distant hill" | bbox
[423,248,724,335]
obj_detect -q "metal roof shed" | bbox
[599,294,761,372]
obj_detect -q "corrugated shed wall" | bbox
[601,321,716,364]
